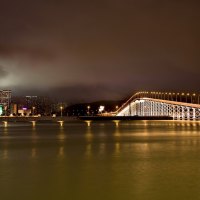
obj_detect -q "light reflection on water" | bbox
[0,120,200,200]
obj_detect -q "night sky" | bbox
[0,0,200,102]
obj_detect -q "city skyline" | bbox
[0,2,200,200]
[0,0,200,102]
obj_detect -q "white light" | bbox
[135,100,145,103]
[99,106,105,112]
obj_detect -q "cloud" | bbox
[0,65,9,79]
[0,0,200,101]
[12,83,130,103]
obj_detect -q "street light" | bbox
[87,105,90,116]
[181,93,185,102]
[32,106,35,116]
[192,93,196,104]
[172,93,175,101]
[161,93,164,99]
[60,106,63,117]
[176,93,180,102]
[169,93,172,101]
[4,106,7,116]
[186,93,190,103]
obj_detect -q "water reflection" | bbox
[115,142,121,156]
[113,120,120,127]
[113,124,121,138]
[85,120,91,127]
[3,121,8,127]
[31,121,36,128]
[2,126,9,136]
[31,148,37,158]
[31,124,39,145]
[57,120,64,127]
[1,121,200,200]
[3,149,8,159]
[85,126,93,143]
[85,143,92,158]
[99,143,106,155]
[58,146,64,157]
[57,126,66,141]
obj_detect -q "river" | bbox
[0,120,200,200]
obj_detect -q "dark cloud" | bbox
[0,0,200,101]
[12,84,130,102]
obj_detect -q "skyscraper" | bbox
[0,90,12,115]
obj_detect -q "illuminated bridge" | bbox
[116,92,200,120]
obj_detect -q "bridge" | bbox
[116,91,200,120]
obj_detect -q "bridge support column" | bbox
[181,106,184,120]
[31,121,36,127]
[113,120,120,127]
[192,108,195,120]
[85,120,91,127]
[187,107,190,120]
[172,105,176,120]
[3,121,8,127]
[58,121,64,127]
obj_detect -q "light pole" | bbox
[181,93,185,102]
[155,92,158,99]
[169,93,172,101]
[161,93,164,100]
[176,93,179,102]
[4,106,7,116]
[164,93,167,100]
[186,93,190,103]
[192,93,196,104]
[172,93,175,101]
[32,106,35,116]
[87,106,90,116]
[60,106,63,117]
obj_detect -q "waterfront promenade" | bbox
[0,116,173,123]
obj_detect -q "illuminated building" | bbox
[10,103,18,115]
[25,96,38,109]
[0,90,11,115]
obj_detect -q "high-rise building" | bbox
[0,90,11,108]
[10,103,18,115]
[25,96,38,109]
[25,95,52,115]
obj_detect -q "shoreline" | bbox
[0,116,173,123]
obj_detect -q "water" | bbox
[1,120,200,200]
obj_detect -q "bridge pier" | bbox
[58,121,64,127]
[85,120,91,127]
[113,120,120,127]
[3,121,8,127]
[31,121,36,127]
